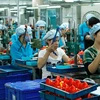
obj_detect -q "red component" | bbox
[69,85,76,93]
[82,82,89,89]
[3,49,7,53]
[46,78,51,85]
[75,97,82,100]
[68,78,74,86]
[63,77,69,84]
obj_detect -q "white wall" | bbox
[62,6,77,29]
[81,5,100,22]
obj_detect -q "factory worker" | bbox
[83,23,100,76]
[11,25,32,44]
[10,25,33,65]
[0,24,8,48]
[59,23,69,48]
[35,20,46,46]
[84,17,100,49]
[38,29,81,79]
[79,13,95,50]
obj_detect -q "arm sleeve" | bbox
[38,50,45,58]
[10,44,23,60]
[58,48,66,57]
[83,49,93,75]
[84,62,92,75]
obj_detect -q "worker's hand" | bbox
[77,54,81,61]
[46,44,55,53]
[85,35,91,40]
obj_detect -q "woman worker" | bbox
[59,23,69,48]
[38,29,80,79]
[83,23,100,76]
[10,25,33,65]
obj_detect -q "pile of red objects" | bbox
[45,76,94,100]
[46,76,89,94]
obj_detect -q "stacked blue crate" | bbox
[0,65,32,100]
[5,79,45,100]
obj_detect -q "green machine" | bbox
[65,28,80,66]
[31,39,42,49]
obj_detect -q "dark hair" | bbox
[88,17,100,27]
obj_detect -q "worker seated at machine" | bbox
[10,25,33,66]
[38,29,80,79]
[83,23,100,84]
[59,22,69,49]
[35,20,46,46]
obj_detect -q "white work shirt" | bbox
[38,48,65,79]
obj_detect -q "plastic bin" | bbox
[0,54,10,60]
[40,90,100,100]
[15,59,37,66]
[0,73,31,100]
[5,79,45,100]
[0,70,7,77]
[40,80,98,100]
[26,60,37,66]
[0,65,30,75]
[46,65,85,74]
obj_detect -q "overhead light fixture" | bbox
[27,7,38,9]
[47,6,61,9]
[93,3,100,5]
[65,0,74,2]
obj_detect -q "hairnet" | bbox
[19,25,32,34]
[16,26,25,37]
[89,23,100,40]
[59,23,69,30]
[0,24,3,30]
[86,13,95,21]
[35,20,46,28]
[43,29,59,41]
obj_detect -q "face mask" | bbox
[25,36,30,42]
[40,29,44,33]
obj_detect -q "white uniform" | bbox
[38,48,65,79]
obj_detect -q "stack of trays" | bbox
[40,78,99,100]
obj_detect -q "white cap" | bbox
[43,29,59,40]
[59,23,69,30]
[20,25,32,34]
[35,20,46,28]
[0,24,3,30]
[86,13,95,21]
[16,26,25,37]
[89,23,100,40]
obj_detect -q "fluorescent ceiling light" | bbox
[47,6,61,9]
[27,7,38,9]
[38,5,49,7]
[93,3,100,5]
[65,0,74,2]
[10,11,17,12]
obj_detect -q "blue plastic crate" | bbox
[26,60,37,66]
[5,79,45,100]
[0,73,31,100]
[0,54,10,60]
[40,79,98,100]
[0,70,7,77]
[15,59,37,66]
[46,65,85,74]
[0,65,30,75]
[15,59,26,65]
[40,90,100,100]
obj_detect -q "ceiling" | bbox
[49,0,100,7]
[0,0,100,8]
[0,0,32,8]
